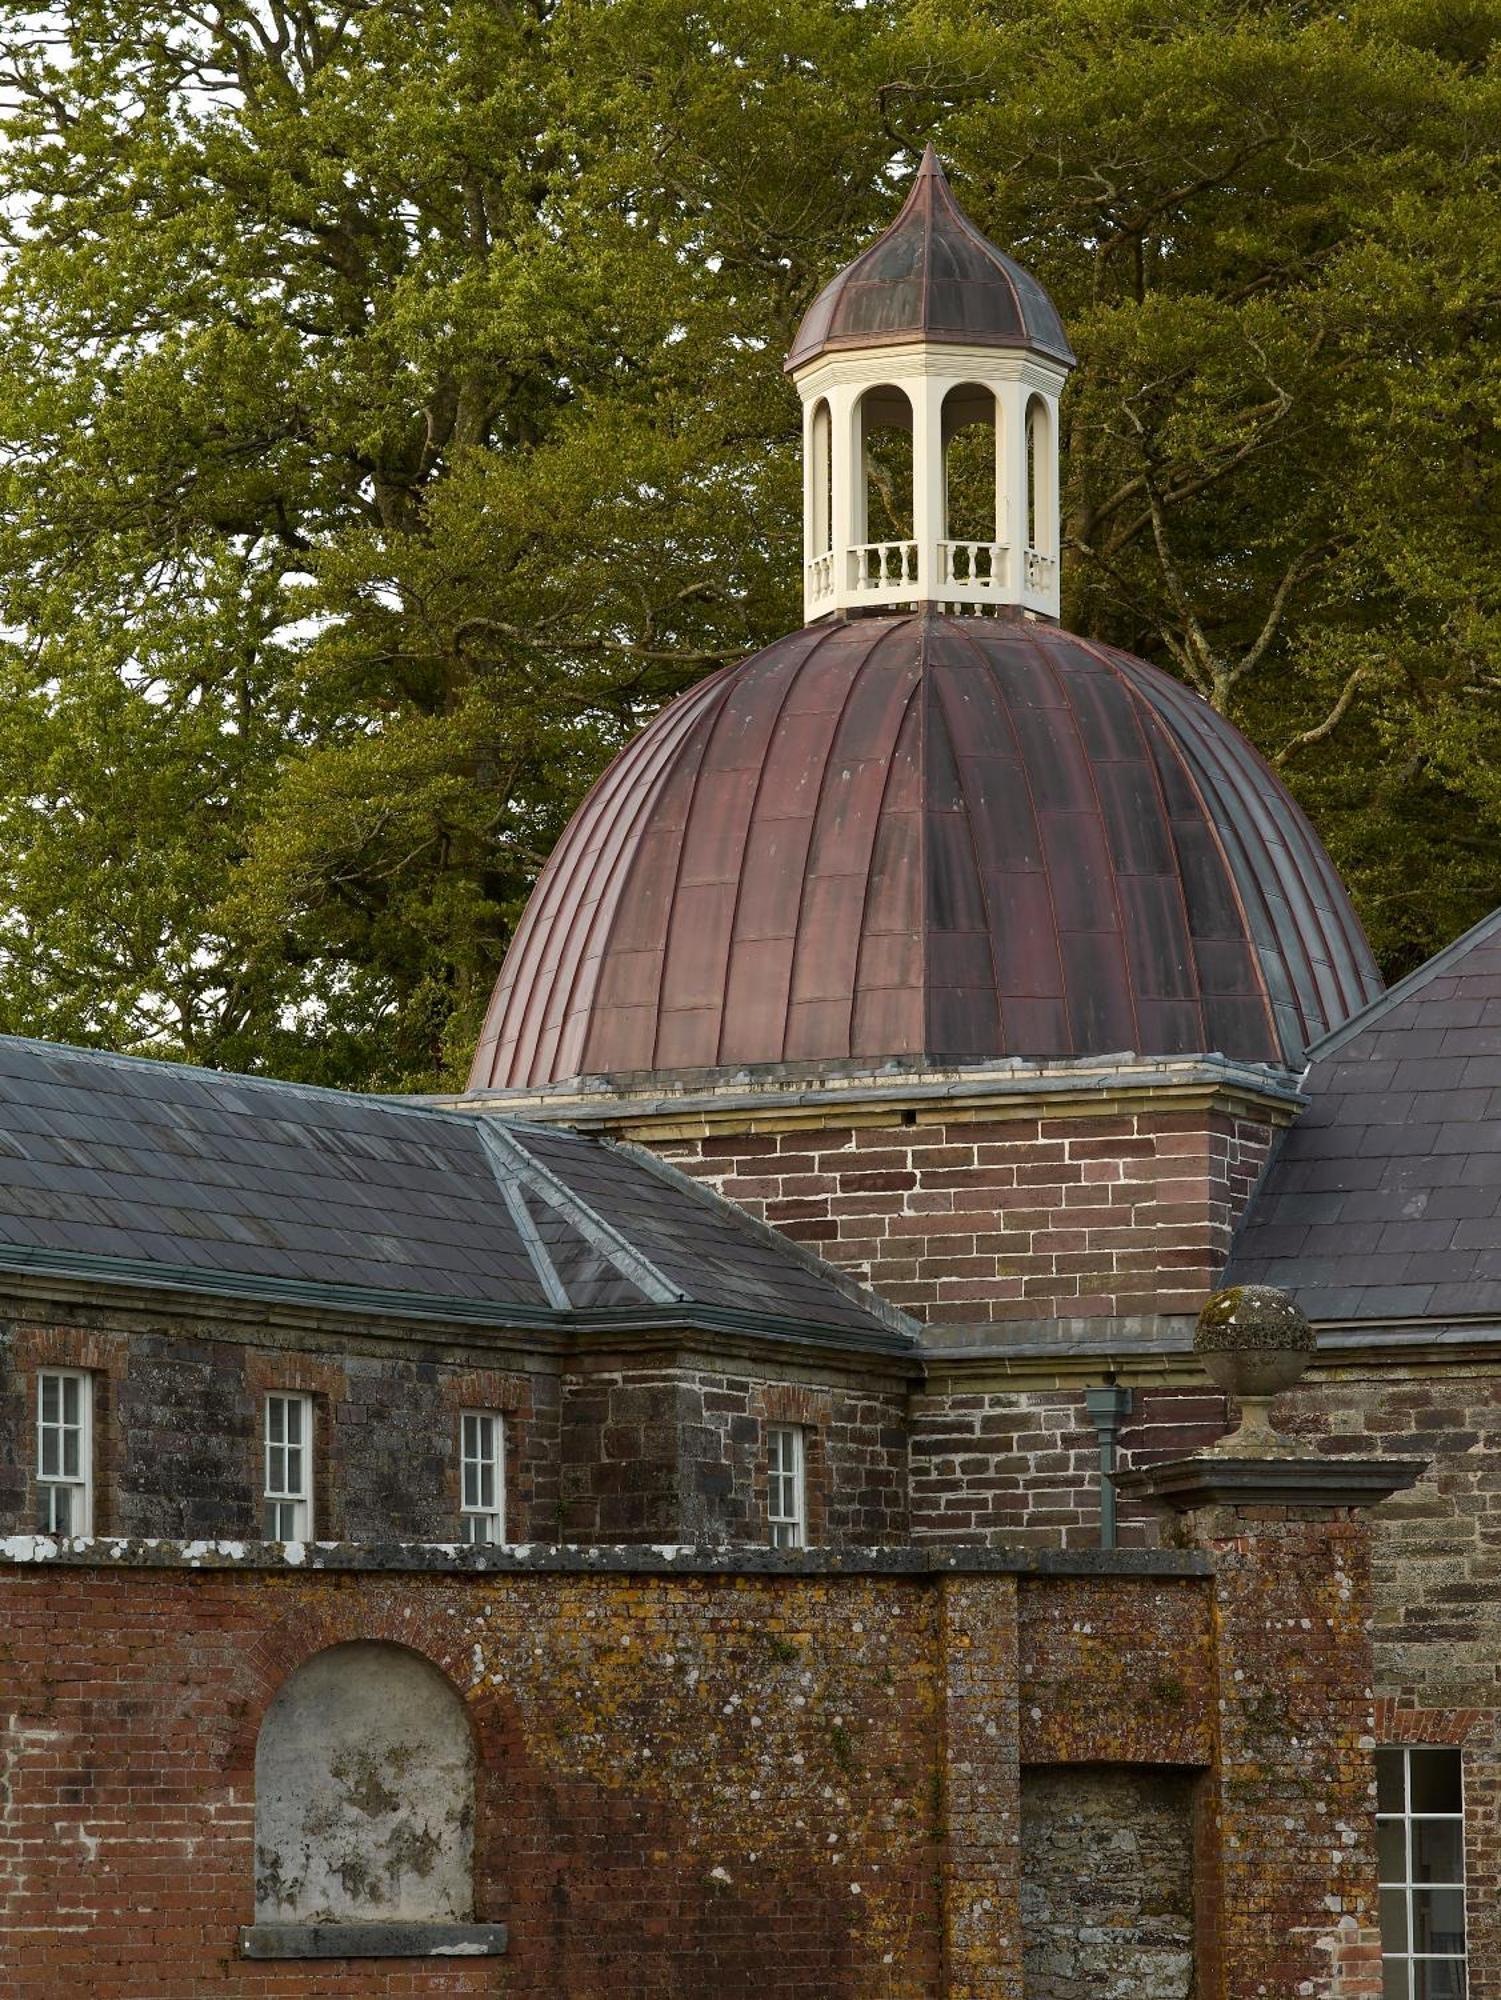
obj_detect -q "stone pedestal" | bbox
[1121,1452,1424,2000]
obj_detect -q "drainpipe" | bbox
[1085,1381,1133,1551]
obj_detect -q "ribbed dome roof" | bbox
[786,146,1075,373]
[469,614,1382,1091]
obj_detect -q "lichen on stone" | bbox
[1193,1284,1314,1355]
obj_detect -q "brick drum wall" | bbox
[653,1110,1276,1325]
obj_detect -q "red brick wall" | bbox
[653,1109,1276,1325]
[0,1533,1384,2000]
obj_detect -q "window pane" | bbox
[1377,1748,1406,1814]
[1378,1820,1406,1884]
[61,1375,79,1425]
[1410,1749,1462,1815]
[1413,1889,1466,1955]
[61,1428,80,1478]
[40,1373,59,1426]
[1380,1891,1409,1952]
[1414,1961,1466,2000]
[1383,1964,1411,2000]
[39,1427,60,1479]
[285,1398,302,1447]
[267,1397,285,1445]
[1414,1820,1464,1885]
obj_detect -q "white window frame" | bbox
[459,1410,506,1546]
[263,1392,313,1543]
[36,1368,93,1536]
[1377,1743,1467,1998]
[767,1423,807,1550]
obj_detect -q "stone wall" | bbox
[0,1529,1383,2000]
[1020,1767,1196,1999]
[560,1357,909,1544]
[652,1108,1277,1326]
[0,1311,564,1543]
[0,1306,909,1550]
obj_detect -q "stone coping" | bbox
[0,1534,1211,1578]
[240,1922,507,1960]
[1118,1454,1428,1512]
[433,1051,1305,1133]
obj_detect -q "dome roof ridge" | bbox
[786,146,1075,373]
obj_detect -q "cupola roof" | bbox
[785,145,1075,374]
[469,613,1382,1092]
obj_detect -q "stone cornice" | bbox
[434,1053,1306,1143]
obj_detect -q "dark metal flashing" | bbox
[476,1118,685,1307]
[0,1534,1213,1580]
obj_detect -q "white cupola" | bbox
[786,146,1075,624]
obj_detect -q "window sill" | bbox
[240,1922,508,1960]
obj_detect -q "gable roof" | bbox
[0,1036,912,1350]
[1227,906,1501,1321]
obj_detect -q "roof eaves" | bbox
[0,1241,912,1355]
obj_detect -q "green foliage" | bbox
[0,0,1497,1084]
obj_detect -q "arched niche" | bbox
[854,383,915,585]
[253,1641,476,1926]
[941,381,1001,560]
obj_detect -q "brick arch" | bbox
[223,1593,487,1775]
[1374,1699,1488,1746]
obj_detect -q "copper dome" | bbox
[469,614,1381,1091]
[785,146,1075,374]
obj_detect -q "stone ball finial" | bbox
[1193,1284,1315,1458]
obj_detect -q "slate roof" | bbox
[1227,906,1501,1322]
[0,1036,910,1349]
